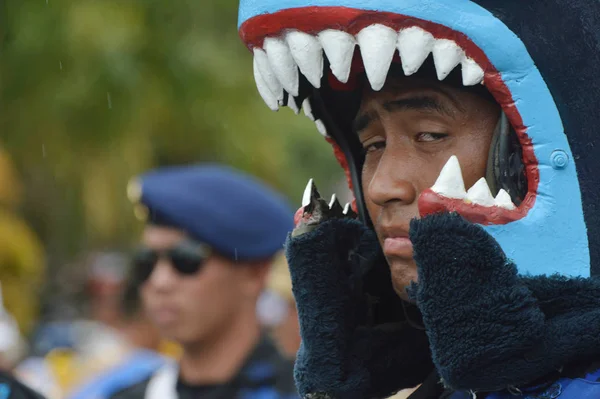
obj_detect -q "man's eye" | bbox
[363,141,386,153]
[416,132,448,142]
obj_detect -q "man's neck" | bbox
[178,310,261,386]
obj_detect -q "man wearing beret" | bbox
[110,164,298,399]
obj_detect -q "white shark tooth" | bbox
[343,203,351,214]
[286,31,323,88]
[302,178,315,207]
[397,26,434,76]
[318,29,356,84]
[431,155,466,199]
[356,24,398,91]
[329,194,344,214]
[466,178,495,207]
[253,55,279,111]
[315,119,328,136]
[432,39,463,81]
[328,194,337,208]
[302,98,315,121]
[287,95,300,114]
[494,189,517,210]
[264,37,299,97]
[253,48,284,101]
[461,57,485,86]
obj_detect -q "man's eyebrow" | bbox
[382,96,455,118]
[353,91,460,135]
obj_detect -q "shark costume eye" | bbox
[238,1,593,278]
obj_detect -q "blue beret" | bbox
[131,164,294,261]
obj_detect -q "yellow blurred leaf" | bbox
[0,147,22,207]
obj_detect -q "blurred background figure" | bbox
[257,252,300,359]
[72,252,179,379]
[14,252,133,399]
[85,252,130,334]
[107,164,297,398]
[15,252,178,399]
[14,321,76,399]
[0,370,46,399]
[66,270,177,399]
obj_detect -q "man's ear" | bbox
[240,259,272,298]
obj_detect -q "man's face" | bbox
[139,226,263,346]
[355,75,500,300]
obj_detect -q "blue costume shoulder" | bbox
[448,368,600,399]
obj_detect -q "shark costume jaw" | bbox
[243,9,536,220]
[238,2,590,278]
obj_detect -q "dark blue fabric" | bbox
[138,164,294,261]
[67,350,166,399]
[409,213,600,393]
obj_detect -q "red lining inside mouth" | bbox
[418,190,527,225]
[240,6,539,225]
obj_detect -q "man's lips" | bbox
[150,305,181,325]
[383,236,413,258]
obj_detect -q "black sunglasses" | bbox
[132,240,211,283]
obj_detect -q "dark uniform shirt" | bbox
[109,335,298,399]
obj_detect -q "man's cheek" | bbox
[366,204,381,230]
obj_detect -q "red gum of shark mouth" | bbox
[240,6,539,225]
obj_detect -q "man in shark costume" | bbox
[237,1,600,398]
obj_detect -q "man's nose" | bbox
[146,259,179,292]
[366,151,418,207]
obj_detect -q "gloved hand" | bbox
[408,212,579,393]
[286,180,433,399]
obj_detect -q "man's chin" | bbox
[387,259,418,301]
[156,325,187,344]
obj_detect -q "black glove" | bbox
[286,181,433,399]
[409,212,600,393]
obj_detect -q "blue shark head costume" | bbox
[237,0,600,279]
[238,3,600,397]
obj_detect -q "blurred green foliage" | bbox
[0,148,45,333]
[1,0,342,289]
